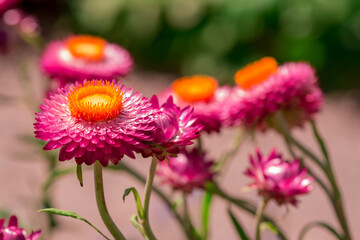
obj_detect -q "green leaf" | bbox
[201,191,213,239]
[130,215,148,240]
[227,208,249,240]
[76,164,83,187]
[298,221,342,240]
[260,221,280,235]
[39,208,110,240]
[123,187,144,220]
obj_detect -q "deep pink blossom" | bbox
[141,96,203,160]
[245,149,313,205]
[159,75,232,133]
[40,35,133,87]
[0,215,41,240]
[34,80,159,166]
[228,61,323,130]
[156,148,215,192]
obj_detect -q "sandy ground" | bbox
[0,56,359,240]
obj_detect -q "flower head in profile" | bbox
[34,80,159,166]
[156,148,215,193]
[228,57,323,130]
[141,96,203,160]
[159,75,232,133]
[0,215,41,240]
[40,35,133,87]
[245,148,313,205]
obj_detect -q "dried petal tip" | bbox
[156,148,215,193]
[0,215,41,240]
[244,148,313,205]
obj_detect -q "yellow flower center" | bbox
[172,75,218,103]
[66,35,106,61]
[68,80,123,122]
[235,57,278,90]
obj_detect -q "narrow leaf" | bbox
[260,221,280,235]
[39,208,110,240]
[298,221,342,240]
[130,215,148,240]
[123,187,144,220]
[227,208,249,240]
[76,164,83,187]
[201,191,213,239]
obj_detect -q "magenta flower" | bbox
[245,149,314,205]
[141,96,203,160]
[34,80,159,166]
[40,35,133,87]
[228,57,323,130]
[0,0,19,15]
[159,75,232,133]
[156,148,215,193]
[0,215,41,240]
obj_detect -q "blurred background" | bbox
[1,0,360,240]
[22,0,360,92]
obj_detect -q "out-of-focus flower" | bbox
[0,215,41,240]
[159,75,232,133]
[40,35,133,87]
[156,148,215,193]
[34,80,159,166]
[141,96,203,160]
[228,57,323,130]
[0,0,19,16]
[244,148,313,205]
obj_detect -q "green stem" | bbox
[207,183,287,240]
[255,198,269,240]
[311,121,351,240]
[142,157,158,240]
[108,163,194,239]
[93,161,126,240]
[197,137,203,153]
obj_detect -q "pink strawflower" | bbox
[0,215,41,240]
[40,35,133,87]
[34,80,159,166]
[245,149,314,205]
[228,57,323,130]
[141,96,203,160]
[156,148,215,193]
[159,75,232,133]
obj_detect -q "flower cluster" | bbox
[0,216,41,240]
[34,80,202,166]
[245,149,314,205]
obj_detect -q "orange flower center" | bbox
[66,35,106,61]
[68,80,123,122]
[172,75,218,103]
[235,57,278,90]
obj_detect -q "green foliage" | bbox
[61,0,360,91]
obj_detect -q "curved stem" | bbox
[108,163,194,239]
[94,161,126,240]
[255,198,269,240]
[142,157,158,240]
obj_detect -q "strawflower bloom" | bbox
[159,75,232,133]
[244,148,313,205]
[40,35,133,87]
[0,215,41,240]
[34,79,159,166]
[141,95,203,160]
[156,148,215,193]
[228,57,323,130]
